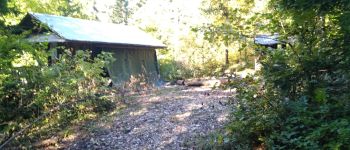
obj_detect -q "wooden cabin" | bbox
[19,12,166,85]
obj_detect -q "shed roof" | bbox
[27,12,165,48]
[254,34,279,45]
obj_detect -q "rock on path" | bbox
[68,86,233,150]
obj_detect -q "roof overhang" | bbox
[27,33,66,43]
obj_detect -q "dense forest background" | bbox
[1,0,350,149]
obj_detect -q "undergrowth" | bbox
[0,32,119,148]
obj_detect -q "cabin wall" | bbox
[104,48,159,85]
[51,42,160,85]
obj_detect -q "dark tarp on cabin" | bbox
[105,48,159,85]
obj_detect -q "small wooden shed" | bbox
[19,12,166,85]
[253,34,283,70]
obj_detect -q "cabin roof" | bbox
[26,12,165,48]
[254,34,280,45]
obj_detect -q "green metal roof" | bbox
[28,12,166,48]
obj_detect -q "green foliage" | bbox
[198,0,259,55]
[111,0,130,24]
[111,0,146,24]
[0,1,109,145]
[0,0,90,27]
[0,32,116,147]
[135,0,253,80]
[200,0,257,44]
[222,0,350,149]
[181,0,261,79]
[158,51,226,81]
[158,57,184,81]
[223,76,281,148]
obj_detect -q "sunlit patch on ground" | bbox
[62,134,78,143]
[182,87,212,92]
[173,125,188,133]
[35,137,59,148]
[185,103,203,111]
[147,96,161,102]
[217,112,229,123]
[173,112,191,121]
[129,107,148,116]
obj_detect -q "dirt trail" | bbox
[68,85,233,150]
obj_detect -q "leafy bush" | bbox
[220,0,350,149]
[159,54,228,81]
[0,32,116,147]
[159,57,188,81]
[226,71,350,149]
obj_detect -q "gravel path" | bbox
[68,85,233,150]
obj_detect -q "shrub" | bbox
[218,0,350,149]
[0,32,116,147]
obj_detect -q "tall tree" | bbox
[111,0,147,25]
[198,0,260,68]
[111,0,129,24]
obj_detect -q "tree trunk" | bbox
[225,49,229,67]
